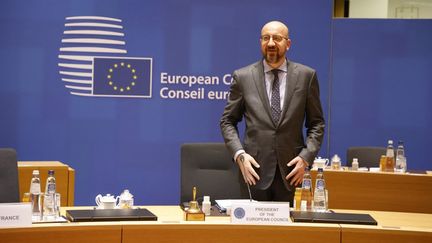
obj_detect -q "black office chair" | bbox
[180,143,247,204]
[0,148,20,203]
[346,146,386,168]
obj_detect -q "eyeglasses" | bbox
[260,35,288,43]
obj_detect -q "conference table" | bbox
[16,161,432,213]
[1,206,431,243]
[7,164,432,242]
[310,169,432,213]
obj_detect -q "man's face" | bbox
[260,22,291,65]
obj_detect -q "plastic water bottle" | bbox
[313,168,327,212]
[351,158,359,171]
[202,196,211,216]
[29,170,41,218]
[29,170,41,194]
[300,168,313,211]
[395,140,407,173]
[44,170,57,217]
[45,170,56,194]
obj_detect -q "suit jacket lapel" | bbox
[278,60,299,127]
[251,62,273,124]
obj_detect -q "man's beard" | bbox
[263,49,282,64]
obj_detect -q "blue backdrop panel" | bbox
[0,0,331,205]
[330,19,432,170]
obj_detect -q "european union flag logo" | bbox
[93,57,152,97]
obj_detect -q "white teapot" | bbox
[95,194,119,209]
[313,157,329,169]
[118,189,134,209]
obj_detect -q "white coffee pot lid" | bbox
[99,194,117,202]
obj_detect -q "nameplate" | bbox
[230,201,291,225]
[0,203,32,228]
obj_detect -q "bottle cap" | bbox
[353,158,358,163]
[48,170,55,175]
[32,170,39,175]
[203,196,210,202]
[317,168,324,172]
[388,140,393,144]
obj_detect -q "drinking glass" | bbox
[22,192,31,203]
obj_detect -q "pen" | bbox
[240,154,253,202]
[246,183,252,202]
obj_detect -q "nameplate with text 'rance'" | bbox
[231,201,291,225]
[0,203,32,228]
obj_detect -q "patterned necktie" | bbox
[270,69,282,124]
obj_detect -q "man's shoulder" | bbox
[288,60,316,74]
[233,60,262,74]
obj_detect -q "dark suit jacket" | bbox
[220,59,325,191]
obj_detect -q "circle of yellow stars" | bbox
[106,62,137,92]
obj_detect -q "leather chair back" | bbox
[346,146,386,167]
[180,143,247,204]
[0,148,19,203]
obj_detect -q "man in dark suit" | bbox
[220,21,325,203]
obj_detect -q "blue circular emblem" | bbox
[233,207,246,219]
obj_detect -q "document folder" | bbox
[290,211,377,225]
[66,208,158,222]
